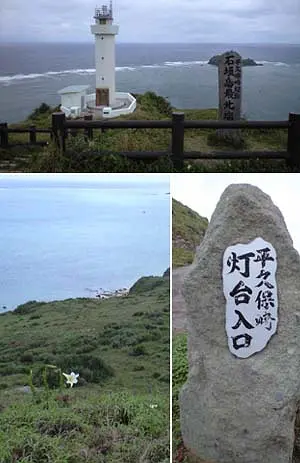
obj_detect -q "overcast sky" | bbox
[172,173,300,253]
[0,0,299,43]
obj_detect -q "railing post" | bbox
[0,122,8,148]
[29,124,36,144]
[287,113,300,168]
[52,112,66,153]
[84,114,93,141]
[171,112,185,170]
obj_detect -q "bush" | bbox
[128,344,147,356]
[139,91,173,117]
[33,354,114,388]
[28,103,51,120]
[20,352,34,363]
[13,301,46,315]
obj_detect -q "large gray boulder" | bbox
[179,184,300,463]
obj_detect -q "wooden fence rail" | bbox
[0,122,51,148]
[1,112,300,169]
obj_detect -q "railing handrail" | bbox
[63,118,290,130]
[1,111,299,170]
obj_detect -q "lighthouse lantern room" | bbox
[91,2,119,107]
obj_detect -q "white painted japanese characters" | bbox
[223,237,278,358]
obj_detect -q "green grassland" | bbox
[0,275,170,463]
[172,200,207,461]
[172,198,208,267]
[0,92,296,173]
[172,199,229,462]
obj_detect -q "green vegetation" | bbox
[172,334,190,462]
[0,92,295,173]
[0,275,170,462]
[172,198,208,267]
[172,201,208,461]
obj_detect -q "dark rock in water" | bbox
[208,54,263,66]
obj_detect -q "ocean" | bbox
[0,43,300,123]
[0,174,170,311]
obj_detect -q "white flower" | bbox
[63,371,79,388]
[150,404,158,409]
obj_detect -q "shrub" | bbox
[128,344,147,356]
[20,352,34,363]
[139,91,173,117]
[28,103,51,120]
[13,301,46,315]
[33,354,114,388]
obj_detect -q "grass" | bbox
[172,198,208,268]
[0,275,170,462]
[172,199,206,461]
[172,333,191,463]
[0,92,297,173]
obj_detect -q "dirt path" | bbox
[172,261,196,333]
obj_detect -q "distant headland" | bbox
[208,55,263,67]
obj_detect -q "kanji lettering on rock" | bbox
[218,51,242,122]
[223,237,278,358]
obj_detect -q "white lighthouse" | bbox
[91,2,118,107]
[58,3,136,118]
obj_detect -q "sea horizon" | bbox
[0,174,170,312]
[1,42,299,123]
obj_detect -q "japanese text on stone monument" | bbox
[218,51,242,121]
[223,237,278,358]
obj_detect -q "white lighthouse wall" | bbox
[95,35,117,106]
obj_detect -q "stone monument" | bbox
[179,184,300,463]
[217,50,243,145]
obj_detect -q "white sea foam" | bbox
[141,64,162,68]
[0,66,138,84]
[164,60,208,66]
[0,68,96,83]
[0,59,292,84]
[115,66,136,71]
[256,60,290,66]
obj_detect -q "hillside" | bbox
[172,200,206,461]
[0,274,170,462]
[172,198,208,267]
[0,92,294,173]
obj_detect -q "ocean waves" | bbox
[0,59,296,84]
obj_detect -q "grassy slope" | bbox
[0,92,294,173]
[172,198,208,267]
[172,200,207,462]
[0,275,170,463]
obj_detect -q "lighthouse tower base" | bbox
[85,91,136,119]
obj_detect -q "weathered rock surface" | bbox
[172,262,196,332]
[179,183,300,463]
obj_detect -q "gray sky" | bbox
[0,0,299,43]
[172,174,300,253]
